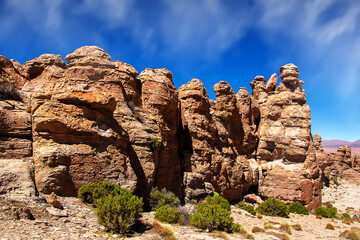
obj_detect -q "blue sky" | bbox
[0,0,359,141]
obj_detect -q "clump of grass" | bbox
[153,220,176,240]
[251,226,265,233]
[291,223,303,231]
[230,224,254,240]
[326,223,335,230]
[279,222,292,235]
[266,231,290,240]
[257,213,263,219]
[343,217,353,225]
[339,227,360,240]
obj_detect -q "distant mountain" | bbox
[322,139,360,148]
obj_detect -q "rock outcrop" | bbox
[0,46,338,210]
[316,134,360,185]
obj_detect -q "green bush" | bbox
[288,201,309,215]
[237,201,256,215]
[96,194,143,234]
[315,207,338,218]
[155,205,180,224]
[150,188,180,210]
[256,198,289,218]
[78,181,143,234]
[342,213,351,219]
[190,195,233,232]
[78,181,128,207]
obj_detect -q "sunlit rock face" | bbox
[0,46,331,210]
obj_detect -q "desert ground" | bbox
[1,179,359,240]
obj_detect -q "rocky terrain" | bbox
[1,45,360,238]
[0,180,359,240]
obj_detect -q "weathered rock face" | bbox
[0,57,35,196]
[1,47,326,209]
[254,64,321,208]
[22,46,182,199]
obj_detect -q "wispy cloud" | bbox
[254,0,360,97]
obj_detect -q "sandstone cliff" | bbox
[3,46,356,210]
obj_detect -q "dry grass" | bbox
[326,223,335,230]
[266,230,290,240]
[343,217,354,225]
[291,223,303,231]
[257,213,263,219]
[339,227,360,240]
[153,220,176,240]
[251,226,265,233]
[279,222,292,235]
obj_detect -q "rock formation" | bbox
[316,134,360,185]
[2,45,349,210]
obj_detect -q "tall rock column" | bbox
[256,64,321,209]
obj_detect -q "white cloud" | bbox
[158,0,249,56]
[78,0,135,28]
[5,0,65,31]
[254,0,360,97]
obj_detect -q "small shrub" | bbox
[150,137,161,150]
[190,195,233,232]
[256,198,289,218]
[177,205,194,225]
[339,227,360,240]
[257,213,263,219]
[343,213,352,219]
[78,181,143,234]
[150,188,180,210]
[155,205,179,224]
[315,207,338,219]
[237,201,256,215]
[0,81,22,101]
[288,201,309,215]
[96,193,143,234]
[78,181,128,206]
[326,223,335,230]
